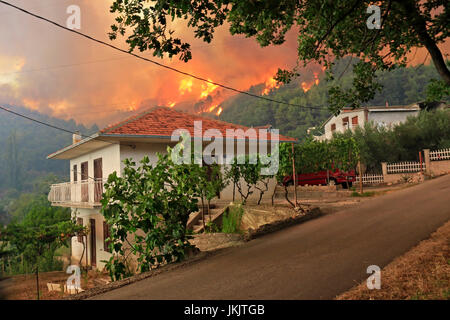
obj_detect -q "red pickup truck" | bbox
[283,169,356,188]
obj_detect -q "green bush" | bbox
[221,205,244,234]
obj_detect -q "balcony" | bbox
[48,179,106,208]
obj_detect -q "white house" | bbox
[315,103,422,141]
[47,106,296,270]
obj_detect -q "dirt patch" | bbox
[189,233,244,252]
[240,204,301,230]
[336,220,450,300]
[244,207,323,241]
[0,269,111,300]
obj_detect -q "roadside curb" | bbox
[68,206,324,300]
[64,251,215,300]
[243,207,324,241]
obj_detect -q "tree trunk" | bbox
[201,197,205,230]
[207,199,211,231]
[35,264,40,300]
[284,185,295,208]
[401,1,450,85]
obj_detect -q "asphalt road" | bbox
[92,174,450,299]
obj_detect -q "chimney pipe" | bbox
[72,131,81,144]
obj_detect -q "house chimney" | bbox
[72,131,82,144]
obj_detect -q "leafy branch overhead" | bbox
[109,0,449,112]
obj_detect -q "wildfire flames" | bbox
[179,79,193,95]
[170,69,322,117]
[200,80,219,99]
[262,77,281,95]
[301,72,320,93]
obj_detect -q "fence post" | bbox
[358,160,363,194]
[423,149,431,175]
[381,162,388,179]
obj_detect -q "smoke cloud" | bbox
[0,0,447,127]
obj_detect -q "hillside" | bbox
[0,105,98,193]
[0,61,445,195]
[219,60,446,139]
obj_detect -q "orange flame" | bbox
[168,101,176,108]
[200,80,218,99]
[207,104,219,112]
[301,72,320,93]
[262,77,280,95]
[179,78,193,95]
[216,107,223,116]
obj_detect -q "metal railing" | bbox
[48,179,106,206]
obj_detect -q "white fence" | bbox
[386,161,425,174]
[430,148,450,161]
[355,174,384,185]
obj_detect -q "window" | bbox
[103,221,111,253]
[352,116,358,126]
[81,162,88,181]
[330,123,336,132]
[81,161,89,202]
[342,117,349,128]
[73,164,78,182]
[94,158,103,202]
[77,218,83,242]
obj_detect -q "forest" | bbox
[220,60,448,139]
[0,106,97,225]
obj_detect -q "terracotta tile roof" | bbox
[100,106,297,142]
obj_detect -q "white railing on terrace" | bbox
[430,148,450,161]
[355,174,384,185]
[386,161,425,174]
[48,179,107,206]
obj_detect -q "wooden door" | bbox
[90,219,96,267]
[81,161,89,202]
[93,158,103,203]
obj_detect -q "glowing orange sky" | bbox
[0,0,448,126]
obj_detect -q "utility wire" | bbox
[0,0,327,111]
[0,104,122,148]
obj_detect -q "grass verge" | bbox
[336,220,450,300]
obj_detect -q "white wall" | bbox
[69,143,121,182]
[119,142,174,171]
[367,110,418,127]
[323,110,366,140]
[71,208,111,270]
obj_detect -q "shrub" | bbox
[221,205,244,234]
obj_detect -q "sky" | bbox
[0,0,447,127]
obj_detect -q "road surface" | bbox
[92,174,450,299]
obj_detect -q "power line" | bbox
[0,104,121,148]
[0,40,255,77]
[0,0,326,111]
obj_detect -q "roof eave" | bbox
[46,133,99,159]
[100,133,297,143]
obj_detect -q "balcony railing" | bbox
[48,179,107,207]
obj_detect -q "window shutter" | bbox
[73,164,78,182]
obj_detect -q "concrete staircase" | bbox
[187,203,228,233]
